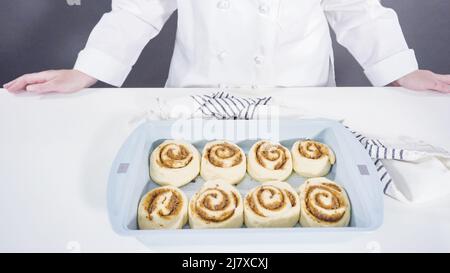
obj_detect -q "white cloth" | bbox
[74,0,418,88]
[133,92,450,204]
[351,133,450,203]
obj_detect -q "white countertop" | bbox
[0,87,449,253]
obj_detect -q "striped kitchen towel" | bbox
[346,128,403,201]
[190,91,445,202]
[191,91,272,120]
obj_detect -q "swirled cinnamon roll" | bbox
[189,180,243,229]
[292,140,335,178]
[138,186,188,229]
[298,177,351,227]
[200,140,246,185]
[149,140,200,187]
[244,181,300,228]
[247,140,293,182]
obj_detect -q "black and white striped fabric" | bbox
[190,92,407,199]
[347,128,402,197]
[191,91,272,120]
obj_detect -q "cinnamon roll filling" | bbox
[254,142,288,170]
[244,182,300,228]
[206,143,243,168]
[192,189,239,223]
[256,187,285,211]
[299,141,330,160]
[158,144,193,168]
[246,186,297,217]
[246,195,264,217]
[144,188,184,220]
[305,185,347,223]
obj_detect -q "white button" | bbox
[254,55,264,65]
[259,4,270,14]
[217,0,230,9]
[217,51,227,61]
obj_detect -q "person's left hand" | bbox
[392,70,450,93]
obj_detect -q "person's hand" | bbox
[3,69,97,94]
[392,70,450,93]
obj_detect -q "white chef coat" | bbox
[74,0,419,88]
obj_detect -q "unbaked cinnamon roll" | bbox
[138,186,188,229]
[298,177,351,227]
[292,140,335,178]
[189,180,243,229]
[244,181,300,228]
[200,140,246,185]
[149,140,200,187]
[247,140,293,182]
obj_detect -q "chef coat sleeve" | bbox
[74,0,177,87]
[322,0,418,86]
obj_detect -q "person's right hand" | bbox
[3,69,97,94]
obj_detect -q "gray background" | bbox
[0,0,449,87]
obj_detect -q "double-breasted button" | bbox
[217,0,230,10]
[217,51,228,61]
[259,4,270,15]
[254,55,264,65]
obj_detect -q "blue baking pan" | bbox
[107,119,383,247]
